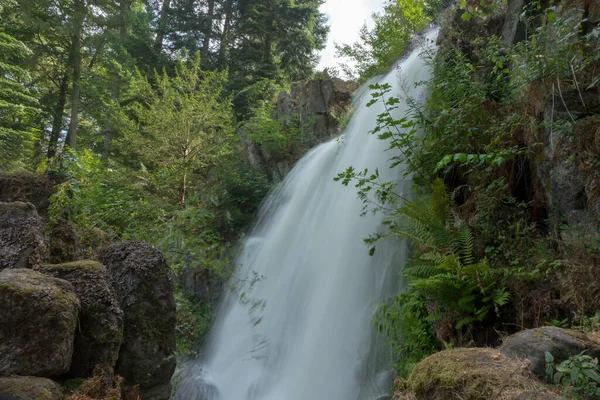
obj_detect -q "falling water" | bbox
[175,29,438,400]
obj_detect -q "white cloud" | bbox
[317,0,386,71]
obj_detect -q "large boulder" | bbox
[36,261,124,377]
[0,269,79,377]
[0,202,47,270]
[98,242,176,400]
[0,376,63,400]
[407,348,553,400]
[500,326,600,379]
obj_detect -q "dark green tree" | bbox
[0,11,41,170]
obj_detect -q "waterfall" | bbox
[175,29,438,400]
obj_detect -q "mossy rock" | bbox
[500,326,600,379]
[97,242,176,400]
[36,261,123,378]
[0,201,48,270]
[0,376,63,400]
[408,348,553,400]
[0,268,79,377]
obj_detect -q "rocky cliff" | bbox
[0,175,177,400]
[242,76,357,182]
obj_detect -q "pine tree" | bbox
[0,29,41,170]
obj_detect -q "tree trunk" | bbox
[155,0,171,52]
[218,0,233,68]
[201,0,215,65]
[262,0,276,76]
[65,0,85,151]
[47,73,69,158]
[102,0,128,162]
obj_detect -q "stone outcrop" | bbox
[0,269,79,377]
[500,326,600,379]
[243,76,356,182]
[179,268,222,304]
[0,173,55,218]
[36,261,124,377]
[0,202,47,270]
[98,242,176,400]
[286,77,355,145]
[0,376,63,400]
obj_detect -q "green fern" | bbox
[392,179,509,331]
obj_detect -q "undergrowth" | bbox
[340,0,600,379]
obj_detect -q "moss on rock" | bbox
[0,376,64,400]
[0,201,48,270]
[407,348,554,400]
[97,242,176,400]
[36,261,123,378]
[0,268,79,377]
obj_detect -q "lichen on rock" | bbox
[0,201,48,270]
[407,348,554,400]
[98,242,176,400]
[0,376,64,400]
[36,260,124,378]
[0,268,79,377]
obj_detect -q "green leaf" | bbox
[461,11,472,22]
[545,352,554,363]
[583,368,600,384]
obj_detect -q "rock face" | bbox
[407,348,553,400]
[0,376,63,400]
[0,202,47,270]
[500,326,600,379]
[0,269,79,377]
[36,261,124,377]
[243,76,356,182]
[179,268,222,304]
[290,77,355,145]
[98,242,176,400]
[0,173,55,218]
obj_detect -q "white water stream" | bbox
[175,30,437,400]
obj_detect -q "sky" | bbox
[317,0,386,71]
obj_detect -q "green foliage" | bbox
[335,0,440,80]
[0,30,41,171]
[242,100,307,159]
[546,351,600,399]
[373,182,509,377]
[125,53,236,206]
[48,150,167,245]
[376,290,438,377]
[394,182,509,329]
[175,289,215,357]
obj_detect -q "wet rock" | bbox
[501,0,526,45]
[36,261,123,377]
[0,269,79,377]
[179,268,222,304]
[0,376,63,400]
[408,348,552,400]
[0,202,47,270]
[500,326,600,379]
[546,90,600,121]
[98,242,176,400]
[47,218,82,264]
